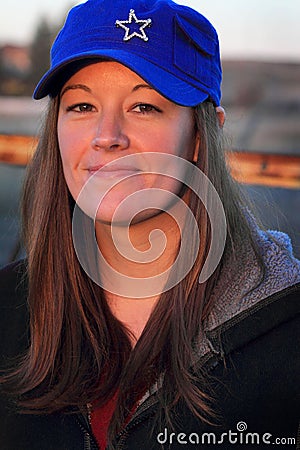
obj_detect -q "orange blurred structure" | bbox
[1,133,299,189]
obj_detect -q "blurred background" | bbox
[0,0,300,267]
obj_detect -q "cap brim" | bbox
[33,50,210,107]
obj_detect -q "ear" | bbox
[216,106,226,128]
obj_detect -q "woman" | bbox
[1,0,299,449]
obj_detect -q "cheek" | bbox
[57,119,77,165]
[176,116,197,160]
[57,118,70,166]
[58,135,74,185]
[139,116,196,192]
[57,121,85,200]
[162,113,196,160]
[57,117,90,172]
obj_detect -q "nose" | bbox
[91,113,129,152]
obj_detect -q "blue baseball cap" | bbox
[33,0,222,106]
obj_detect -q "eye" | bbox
[132,103,162,114]
[66,103,96,113]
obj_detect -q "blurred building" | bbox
[222,61,300,155]
[0,44,31,95]
[0,45,30,73]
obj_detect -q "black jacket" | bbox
[0,260,299,450]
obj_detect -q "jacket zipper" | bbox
[114,393,161,449]
[76,404,99,450]
[75,403,156,450]
[76,352,219,450]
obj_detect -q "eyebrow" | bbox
[132,84,154,93]
[60,84,92,98]
[60,82,154,98]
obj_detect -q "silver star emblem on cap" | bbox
[115,9,152,42]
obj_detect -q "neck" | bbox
[94,194,190,343]
[95,208,181,284]
[95,207,184,344]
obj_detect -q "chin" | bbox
[94,206,163,226]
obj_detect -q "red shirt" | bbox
[91,392,141,449]
[91,393,118,450]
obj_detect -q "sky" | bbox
[1,0,300,62]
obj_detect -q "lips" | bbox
[87,163,141,179]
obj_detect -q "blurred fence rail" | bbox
[1,133,299,189]
[0,134,37,165]
[226,151,300,189]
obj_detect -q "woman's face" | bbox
[57,61,198,223]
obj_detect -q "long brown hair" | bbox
[2,98,262,442]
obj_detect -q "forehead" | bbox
[62,61,147,88]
